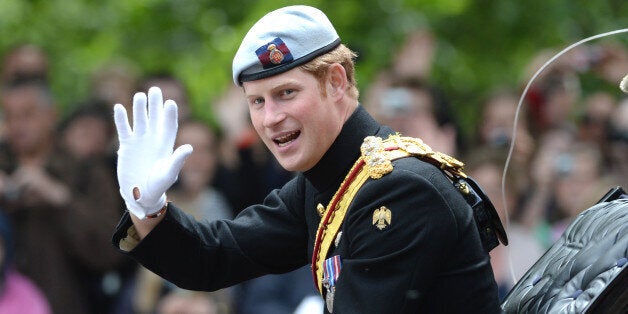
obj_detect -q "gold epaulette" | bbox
[368,134,467,179]
[360,134,466,180]
[311,134,466,294]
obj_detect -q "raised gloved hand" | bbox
[113,87,193,219]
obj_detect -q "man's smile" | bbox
[273,130,301,147]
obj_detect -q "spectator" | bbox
[524,49,581,134]
[517,127,577,247]
[576,91,619,172]
[139,72,192,122]
[577,91,616,146]
[366,77,462,156]
[90,59,140,113]
[363,27,463,156]
[476,88,535,197]
[60,98,136,313]
[390,28,437,82]
[0,44,49,86]
[587,42,628,85]
[169,119,232,222]
[59,99,115,162]
[0,210,51,314]
[550,143,618,242]
[0,80,123,314]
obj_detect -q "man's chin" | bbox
[276,157,309,172]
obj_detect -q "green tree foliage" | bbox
[0,0,626,130]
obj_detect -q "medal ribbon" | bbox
[323,255,342,288]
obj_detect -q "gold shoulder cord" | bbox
[311,157,369,293]
[387,134,467,179]
[311,134,466,294]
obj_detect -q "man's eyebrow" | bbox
[269,81,301,92]
[244,78,303,97]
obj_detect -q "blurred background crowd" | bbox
[0,1,626,314]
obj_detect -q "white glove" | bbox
[113,87,193,219]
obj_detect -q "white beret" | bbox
[232,5,341,85]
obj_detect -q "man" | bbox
[369,77,461,156]
[112,5,501,313]
[0,80,124,314]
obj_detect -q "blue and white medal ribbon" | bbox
[323,255,342,312]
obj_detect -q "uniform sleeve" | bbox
[111,177,310,291]
[332,160,484,313]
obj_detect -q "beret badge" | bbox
[268,44,284,64]
[255,37,293,69]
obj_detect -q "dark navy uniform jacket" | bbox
[112,106,500,313]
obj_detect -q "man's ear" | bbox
[327,63,348,99]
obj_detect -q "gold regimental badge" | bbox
[372,206,392,230]
[268,43,284,64]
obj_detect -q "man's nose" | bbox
[262,100,286,127]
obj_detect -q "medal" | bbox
[326,286,335,313]
[334,231,342,247]
[322,255,342,313]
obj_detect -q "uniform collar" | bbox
[304,105,381,191]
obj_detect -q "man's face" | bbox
[176,122,217,189]
[243,67,344,172]
[1,87,55,156]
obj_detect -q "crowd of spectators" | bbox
[0,26,625,313]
